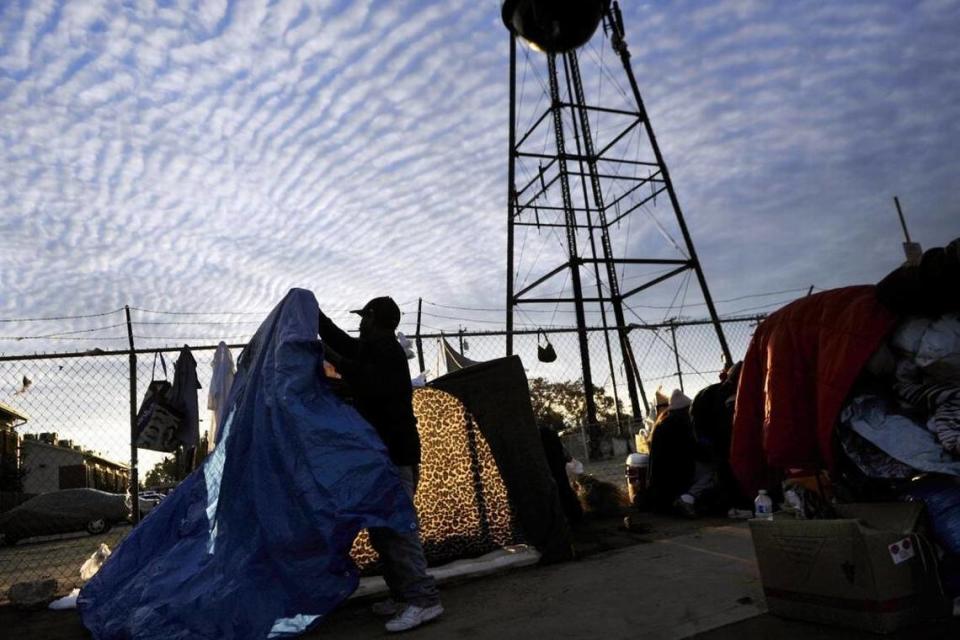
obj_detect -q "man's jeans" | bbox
[367,465,440,608]
[687,460,718,500]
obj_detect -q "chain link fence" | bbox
[0,316,760,600]
[416,316,762,415]
[0,345,239,601]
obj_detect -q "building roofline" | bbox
[0,400,29,424]
[21,438,130,470]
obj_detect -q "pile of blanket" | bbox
[731,238,960,605]
[840,313,960,478]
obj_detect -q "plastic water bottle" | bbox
[754,489,774,520]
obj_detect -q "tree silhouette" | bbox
[143,455,178,488]
[528,377,626,432]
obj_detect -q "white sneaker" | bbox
[385,603,444,633]
[371,598,402,617]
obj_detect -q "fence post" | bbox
[669,319,684,394]
[580,416,590,463]
[124,305,140,524]
[415,298,425,374]
[624,327,649,419]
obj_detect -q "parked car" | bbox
[0,488,150,546]
[138,491,166,507]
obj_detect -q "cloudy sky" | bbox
[1,0,959,355]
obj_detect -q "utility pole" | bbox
[415,298,425,374]
[669,320,684,394]
[124,305,140,524]
[894,196,922,265]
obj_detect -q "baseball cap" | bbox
[350,296,401,330]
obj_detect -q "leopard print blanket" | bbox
[350,388,522,570]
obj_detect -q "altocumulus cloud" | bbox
[0,0,959,352]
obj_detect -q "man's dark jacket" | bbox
[318,314,420,467]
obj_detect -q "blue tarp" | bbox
[79,289,417,639]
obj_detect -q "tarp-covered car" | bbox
[0,489,144,546]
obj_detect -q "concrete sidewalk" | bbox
[310,523,764,639]
[6,517,957,639]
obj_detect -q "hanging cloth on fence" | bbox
[208,342,235,446]
[171,345,201,449]
[440,336,480,374]
[78,288,417,640]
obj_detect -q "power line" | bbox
[0,335,130,342]
[132,320,262,326]
[0,308,124,323]
[134,335,255,342]
[129,307,269,317]
[0,323,128,340]
[723,298,802,316]
[421,286,813,314]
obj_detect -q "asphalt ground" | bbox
[3,459,957,638]
[4,513,957,639]
[0,525,130,600]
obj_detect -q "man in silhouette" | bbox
[319,296,442,633]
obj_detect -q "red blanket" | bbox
[730,286,898,497]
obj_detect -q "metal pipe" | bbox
[513,261,572,299]
[561,52,624,435]
[0,314,769,362]
[516,151,658,167]
[894,196,911,243]
[608,1,733,367]
[546,52,599,444]
[669,320,684,394]
[566,49,644,424]
[506,35,518,357]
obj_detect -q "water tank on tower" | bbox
[501,0,610,53]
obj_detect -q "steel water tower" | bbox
[502,1,731,455]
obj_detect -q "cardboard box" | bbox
[749,503,938,633]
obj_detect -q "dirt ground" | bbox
[0,525,131,600]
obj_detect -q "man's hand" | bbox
[324,345,344,369]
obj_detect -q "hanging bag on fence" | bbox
[135,352,183,452]
[537,330,557,363]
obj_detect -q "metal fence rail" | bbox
[0,315,762,599]
[415,316,763,418]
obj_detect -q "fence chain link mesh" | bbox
[0,318,759,600]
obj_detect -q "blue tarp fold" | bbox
[79,288,416,639]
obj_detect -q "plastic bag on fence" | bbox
[80,543,112,581]
[396,332,415,360]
